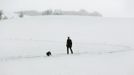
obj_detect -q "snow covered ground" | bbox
[0,16,134,75]
[0,50,134,75]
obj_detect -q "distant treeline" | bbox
[15,9,102,17]
[0,9,102,20]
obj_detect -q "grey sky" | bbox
[0,0,134,17]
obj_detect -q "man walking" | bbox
[66,37,73,54]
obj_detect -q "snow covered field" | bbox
[0,16,134,75]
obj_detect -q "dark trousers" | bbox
[67,47,73,54]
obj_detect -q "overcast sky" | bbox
[0,0,134,17]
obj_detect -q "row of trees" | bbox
[0,9,102,20]
[15,9,102,17]
[41,9,102,16]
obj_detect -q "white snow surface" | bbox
[0,16,134,75]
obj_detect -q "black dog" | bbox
[46,51,51,56]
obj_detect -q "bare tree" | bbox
[0,10,3,20]
[53,9,63,15]
[42,9,53,15]
[19,12,24,18]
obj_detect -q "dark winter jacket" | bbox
[66,39,72,47]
